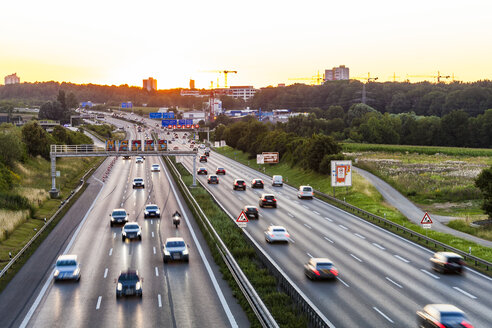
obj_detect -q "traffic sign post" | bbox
[236,211,249,228]
[421,212,433,234]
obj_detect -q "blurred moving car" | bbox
[199,155,207,162]
[173,146,179,150]
[297,185,314,199]
[54,255,81,281]
[122,222,142,241]
[416,304,474,328]
[207,175,219,184]
[123,155,131,160]
[272,175,283,187]
[204,151,210,157]
[259,193,277,208]
[243,205,258,219]
[430,252,465,274]
[116,269,142,298]
[163,237,189,263]
[304,258,338,280]
[144,204,160,218]
[132,177,145,189]
[136,156,144,163]
[110,208,128,226]
[216,167,226,175]
[151,164,160,172]
[264,226,290,243]
[233,179,246,190]
[197,167,208,175]
[251,179,264,189]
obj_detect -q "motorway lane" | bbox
[24,128,247,327]
[179,148,492,327]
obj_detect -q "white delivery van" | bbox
[272,175,283,187]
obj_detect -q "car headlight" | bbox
[122,231,127,236]
[144,211,148,214]
[183,249,189,255]
[73,268,80,276]
[117,283,122,291]
[136,282,141,290]
[137,230,141,235]
[156,210,160,214]
[54,270,59,277]
[164,249,170,255]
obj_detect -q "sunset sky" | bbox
[1,0,492,89]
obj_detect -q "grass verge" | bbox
[166,157,308,328]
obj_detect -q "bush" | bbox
[0,191,31,211]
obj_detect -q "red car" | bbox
[216,167,226,175]
[197,167,208,175]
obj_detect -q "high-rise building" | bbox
[5,73,20,85]
[324,65,349,81]
[189,79,195,90]
[143,77,157,91]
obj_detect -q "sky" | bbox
[1,0,492,89]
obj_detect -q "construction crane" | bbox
[288,71,325,85]
[202,70,237,88]
[406,71,450,83]
[388,72,401,82]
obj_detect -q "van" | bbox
[272,175,283,187]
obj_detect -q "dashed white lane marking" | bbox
[288,238,296,244]
[153,247,156,254]
[373,307,393,323]
[113,232,116,239]
[104,268,108,279]
[158,294,162,308]
[453,287,477,299]
[302,205,309,209]
[307,252,313,258]
[96,296,102,310]
[134,202,136,206]
[386,277,403,288]
[350,254,363,262]
[109,248,113,256]
[120,202,124,206]
[304,223,312,230]
[420,269,440,279]
[151,220,153,225]
[336,277,349,287]
[155,267,159,277]
[324,236,334,243]
[354,233,366,239]
[394,255,410,263]
[324,217,333,222]
[287,212,294,218]
[294,200,299,204]
[372,243,385,250]
[258,213,263,217]
[339,224,348,230]
[313,210,320,215]
[152,231,154,238]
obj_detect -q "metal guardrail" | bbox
[165,157,279,328]
[0,167,95,279]
[314,190,492,271]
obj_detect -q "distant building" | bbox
[228,86,257,101]
[189,79,195,90]
[183,111,206,123]
[277,83,286,88]
[143,77,157,91]
[5,73,20,85]
[324,65,349,81]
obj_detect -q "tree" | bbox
[475,166,492,219]
[0,131,25,167]
[22,121,50,158]
[66,92,78,109]
[440,110,470,147]
[304,134,341,172]
[346,103,377,126]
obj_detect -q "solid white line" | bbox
[155,267,159,277]
[158,294,162,308]
[324,217,333,222]
[304,223,312,230]
[153,246,156,254]
[339,224,348,230]
[287,212,294,218]
[336,277,349,287]
[160,157,238,327]
[465,267,492,281]
[152,231,154,238]
[354,233,366,239]
[373,307,393,323]
[96,296,102,310]
[372,243,385,250]
[324,236,334,243]
[307,252,313,258]
[313,211,320,215]
[394,255,410,263]
[113,232,116,239]
[109,248,113,256]
[420,269,440,279]
[104,268,108,279]
[350,254,363,262]
[385,276,403,288]
[453,287,477,299]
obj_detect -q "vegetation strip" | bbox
[165,157,308,328]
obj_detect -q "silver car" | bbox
[297,185,314,199]
[163,237,189,263]
[110,208,128,227]
[54,255,81,281]
[264,226,290,243]
[122,222,142,241]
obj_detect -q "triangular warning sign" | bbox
[421,212,433,224]
[236,211,249,223]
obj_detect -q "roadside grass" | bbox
[342,143,492,157]
[214,146,492,266]
[168,157,308,327]
[0,210,30,241]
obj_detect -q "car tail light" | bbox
[313,269,320,276]
[270,233,275,237]
[330,268,339,276]
[461,321,474,328]
[273,199,277,202]
[260,180,263,184]
[285,233,290,238]
[431,320,446,328]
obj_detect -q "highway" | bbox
[173,142,492,328]
[0,121,248,328]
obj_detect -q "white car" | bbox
[272,175,283,187]
[110,208,128,226]
[54,255,81,281]
[136,157,144,163]
[264,226,290,243]
[163,237,189,263]
[144,204,160,218]
[132,177,144,189]
[297,185,314,199]
[122,222,142,241]
[151,164,160,172]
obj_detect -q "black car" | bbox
[243,205,258,219]
[204,151,210,157]
[208,175,219,184]
[416,304,474,328]
[197,167,208,175]
[233,179,246,190]
[116,270,143,298]
[259,194,277,208]
[199,155,207,162]
[430,252,465,274]
[251,179,264,188]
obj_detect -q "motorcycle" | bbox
[172,211,181,228]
